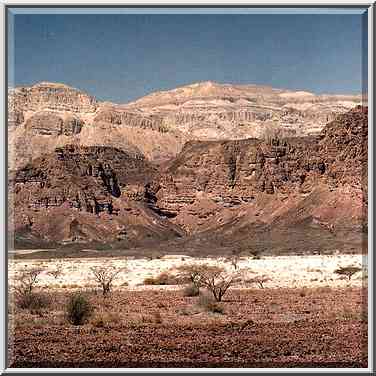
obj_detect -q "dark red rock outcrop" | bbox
[13,145,156,214]
[9,145,187,247]
[9,106,367,254]
[144,106,367,254]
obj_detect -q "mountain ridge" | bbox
[8,80,364,171]
[9,105,368,255]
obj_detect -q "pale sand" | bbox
[8,254,367,291]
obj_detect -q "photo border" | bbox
[1,1,374,374]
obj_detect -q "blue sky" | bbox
[8,9,368,103]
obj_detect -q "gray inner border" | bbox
[1,3,374,374]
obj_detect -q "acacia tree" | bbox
[176,264,239,301]
[226,248,243,270]
[175,264,206,291]
[14,267,44,296]
[246,275,271,289]
[199,265,238,302]
[90,265,125,296]
[334,266,362,280]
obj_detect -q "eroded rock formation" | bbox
[145,106,367,253]
[9,82,98,113]
[7,80,367,254]
[8,81,363,171]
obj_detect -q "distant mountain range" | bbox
[9,81,363,169]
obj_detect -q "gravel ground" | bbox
[9,287,367,368]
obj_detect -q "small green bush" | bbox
[66,292,93,326]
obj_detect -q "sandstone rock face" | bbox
[24,111,84,136]
[94,106,164,131]
[8,81,363,171]
[13,145,157,212]
[9,82,97,113]
[8,109,24,129]
[125,81,363,139]
[320,106,367,187]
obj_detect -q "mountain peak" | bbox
[32,81,80,91]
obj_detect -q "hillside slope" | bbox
[9,106,367,255]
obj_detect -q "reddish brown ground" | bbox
[9,287,367,368]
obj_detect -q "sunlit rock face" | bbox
[8,81,363,171]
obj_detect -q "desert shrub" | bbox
[246,275,271,289]
[91,311,121,328]
[175,264,205,287]
[334,265,362,280]
[15,291,51,312]
[90,265,125,296]
[13,268,50,313]
[198,266,237,302]
[14,267,44,296]
[198,292,224,314]
[143,272,179,285]
[66,292,93,326]
[183,284,200,297]
[176,264,237,301]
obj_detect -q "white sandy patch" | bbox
[8,254,367,291]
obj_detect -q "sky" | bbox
[8,10,368,104]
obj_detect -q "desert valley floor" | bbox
[8,253,368,368]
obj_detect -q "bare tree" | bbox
[246,275,271,289]
[226,248,243,270]
[12,267,51,310]
[90,266,125,296]
[14,267,44,296]
[175,264,207,289]
[199,266,238,302]
[334,266,362,281]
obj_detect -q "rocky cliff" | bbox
[8,81,363,171]
[10,106,368,255]
[10,145,183,247]
[145,106,367,254]
[124,81,363,139]
[9,82,98,114]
